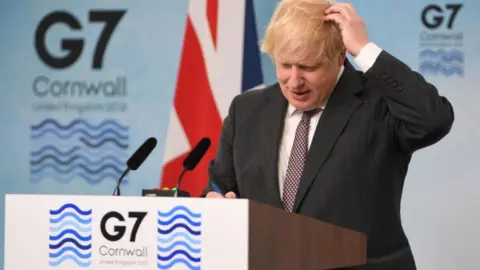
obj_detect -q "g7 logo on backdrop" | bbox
[100,211,147,242]
[421,4,463,29]
[34,10,126,69]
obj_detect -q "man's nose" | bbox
[288,67,303,89]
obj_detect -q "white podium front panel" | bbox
[4,194,249,270]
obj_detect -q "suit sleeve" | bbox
[364,50,454,152]
[200,96,239,197]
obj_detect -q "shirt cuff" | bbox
[354,42,383,73]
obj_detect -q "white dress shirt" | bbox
[277,42,383,198]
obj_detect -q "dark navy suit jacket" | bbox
[203,51,454,270]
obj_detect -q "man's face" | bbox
[274,49,345,111]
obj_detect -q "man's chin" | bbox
[289,99,316,111]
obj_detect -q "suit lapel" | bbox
[292,61,363,212]
[260,85,287,208]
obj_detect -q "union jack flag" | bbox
[160,0,264,196]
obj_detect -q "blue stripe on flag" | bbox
[241,0,264,92]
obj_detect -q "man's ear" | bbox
[338,49,347,66]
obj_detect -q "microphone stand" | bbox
[113,168,130,196]
[173,168,187,197]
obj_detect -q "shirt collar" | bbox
[287,65,345,117]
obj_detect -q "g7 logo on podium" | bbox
[100,211,147,242]
[421,4,463,29]
[34,10,126,69]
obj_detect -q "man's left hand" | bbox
[325,3,369,57]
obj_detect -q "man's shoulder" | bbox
[233,83,280,106]
[226,83,281,127]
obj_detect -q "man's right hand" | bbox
[206,191,237,199]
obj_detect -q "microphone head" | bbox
[183,138,211,170]
[127,137,157,170]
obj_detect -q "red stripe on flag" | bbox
[160,18,223,197]
[207,0,218,47]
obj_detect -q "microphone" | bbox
[113,137,157,196]
[174,137,211,197]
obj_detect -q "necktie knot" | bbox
[301,108,319,121]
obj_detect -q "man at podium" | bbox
[203,0,454,269]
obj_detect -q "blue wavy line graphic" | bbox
[50,221,92,233]
[50,229,92,241]
[30,145,127,156]
[419,48,463,57]
[419,49,464,63]
[31,172,126,184]
[49,203,92,268]
[419,48,463,56]
[419,63,464,76]
[422,69,463,76]
[158,207,202,219]
[30,118,130,186]
[50,203,92,215]
[157,206,202,269]
[157,241,201,253]
[32,118,128,132]
[49,247,92,259]
[157,259,200,270]
[157,214,202,227]
[31,127,128,141]
[31,146,80,157]
[31,163,122,175]
[420,54,464,63]
[80,137,128,149]
[157,232,201,245]
[48,254,92,267]
[31,154,124,167]
[75,147,129,158]
[157,224,201,236]
[420,60,463,68]
[157,250,200,262]
[49,238,91,250]
[50,212,92,225]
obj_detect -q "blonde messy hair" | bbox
[261,0,345,63]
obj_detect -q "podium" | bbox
[4,194,366,270]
